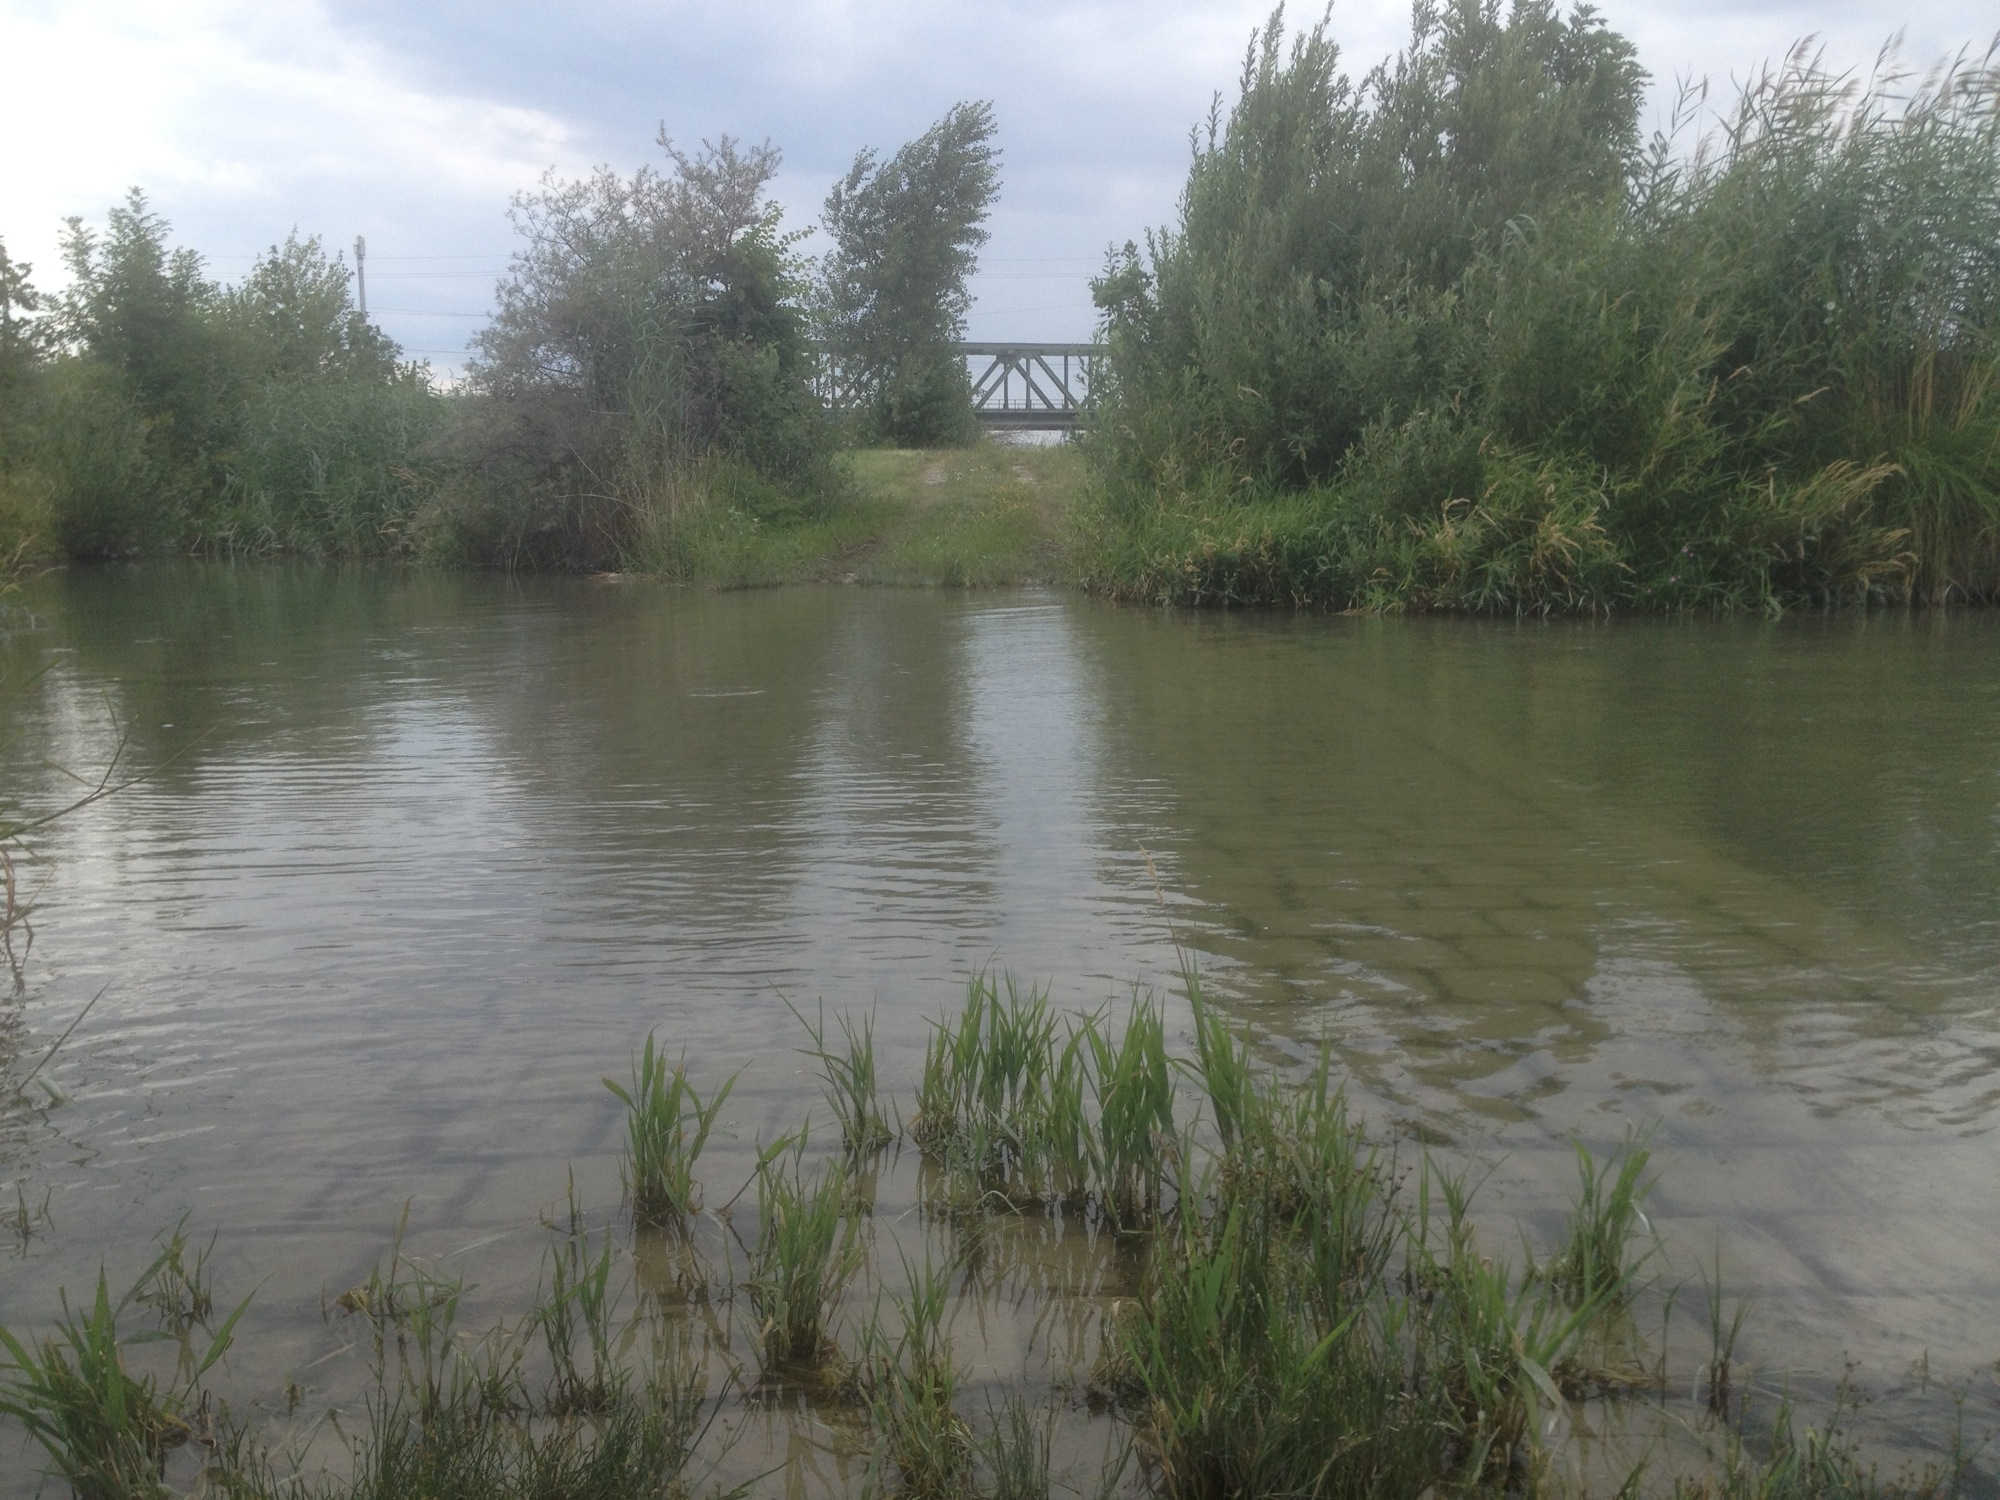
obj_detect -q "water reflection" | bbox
[2,568,1996,1493]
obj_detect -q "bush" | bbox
[1083,10,2000,612]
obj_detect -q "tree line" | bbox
[6,2,1996,612]
[0,102,1002,572]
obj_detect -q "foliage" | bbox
[460,134,837,569]
[1084,9,2000,613]
[223,231,404,384]
[55,188,235,480]
[819,102,1002,447]
[1092,1,1643,490]
[0,1254,248,1500]
[602,1032,736,1227]
[3,191,439,562]
[0,237,50,396]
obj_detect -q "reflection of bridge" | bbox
[813,342,1106,431]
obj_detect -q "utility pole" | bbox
[354,234,368,320]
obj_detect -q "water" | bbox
[3,566,1997,1489]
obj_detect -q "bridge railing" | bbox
[811,343,1107,430]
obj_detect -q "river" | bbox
[3,566,1996,1492]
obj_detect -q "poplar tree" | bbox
[820,101,1002,446]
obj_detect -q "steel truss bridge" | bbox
[814,343,1106,431]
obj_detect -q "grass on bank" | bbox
[601,441,1082,590]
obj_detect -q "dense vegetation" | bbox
[0,195,444,565]
[5,7,1998,614]
[1081,2,2000,613]
[0,108,1004,577]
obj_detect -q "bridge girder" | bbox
[811,342,1106,431]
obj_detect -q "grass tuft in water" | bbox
[0,1255,247,1500]
[744,1134,865,1372]
[537,1195,621,1416]
[135,1214,219,1339]
[787,998,894,1155]
[603,1033,737,1227]
[1078,993,1175,1227]
[1701,1239,1751,1423]
[864,1250,974,1499]
[1537,1132,1657,1305]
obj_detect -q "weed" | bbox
[1702,1239,1750,1422]
[1538,1133,1658,1305]
[787,998,894,1155]
[0,1255,247,1500]
[745,1135,865,1372]
[603,1033,737,1227]
[136,1214,218,1338]
[537,1208,620,1416]
[1078,994,1175,1226]
[981,1393,1056,1500]
[8,1179,51,1253]
[864,1250,974,1498]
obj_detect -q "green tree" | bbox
[1093,2,1644,487]
[226,231,402,383]
[56,188,233,475]
[460,132,832,566]
[0,239,47,390]
[819,101,1002,446]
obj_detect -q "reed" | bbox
[602,1033,736,1227]
[0,1255,246,1500]
[745,1136,865,1371]
[787,998,894,1155]
[1538,1134,1658,1306]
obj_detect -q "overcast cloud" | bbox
[2,0,1984,375]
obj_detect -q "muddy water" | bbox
[2,567,1997,1492]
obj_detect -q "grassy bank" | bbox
[0,437,1086,590]
[631,441,1085,589]
[2,971,1979,1499]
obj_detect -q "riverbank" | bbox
[0,441,1087,592]
[619,441,1084,590]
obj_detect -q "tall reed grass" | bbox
[603,1033,736,1227]
[1084,14,2000,614]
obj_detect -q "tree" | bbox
[0,238,48,390]
[226,231,402,383]
[55,189,232,468]
[819,101,1002,446]
[1091,2,1645,487]
[460,132,832,564]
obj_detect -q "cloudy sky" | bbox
[1,0,1984,376]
